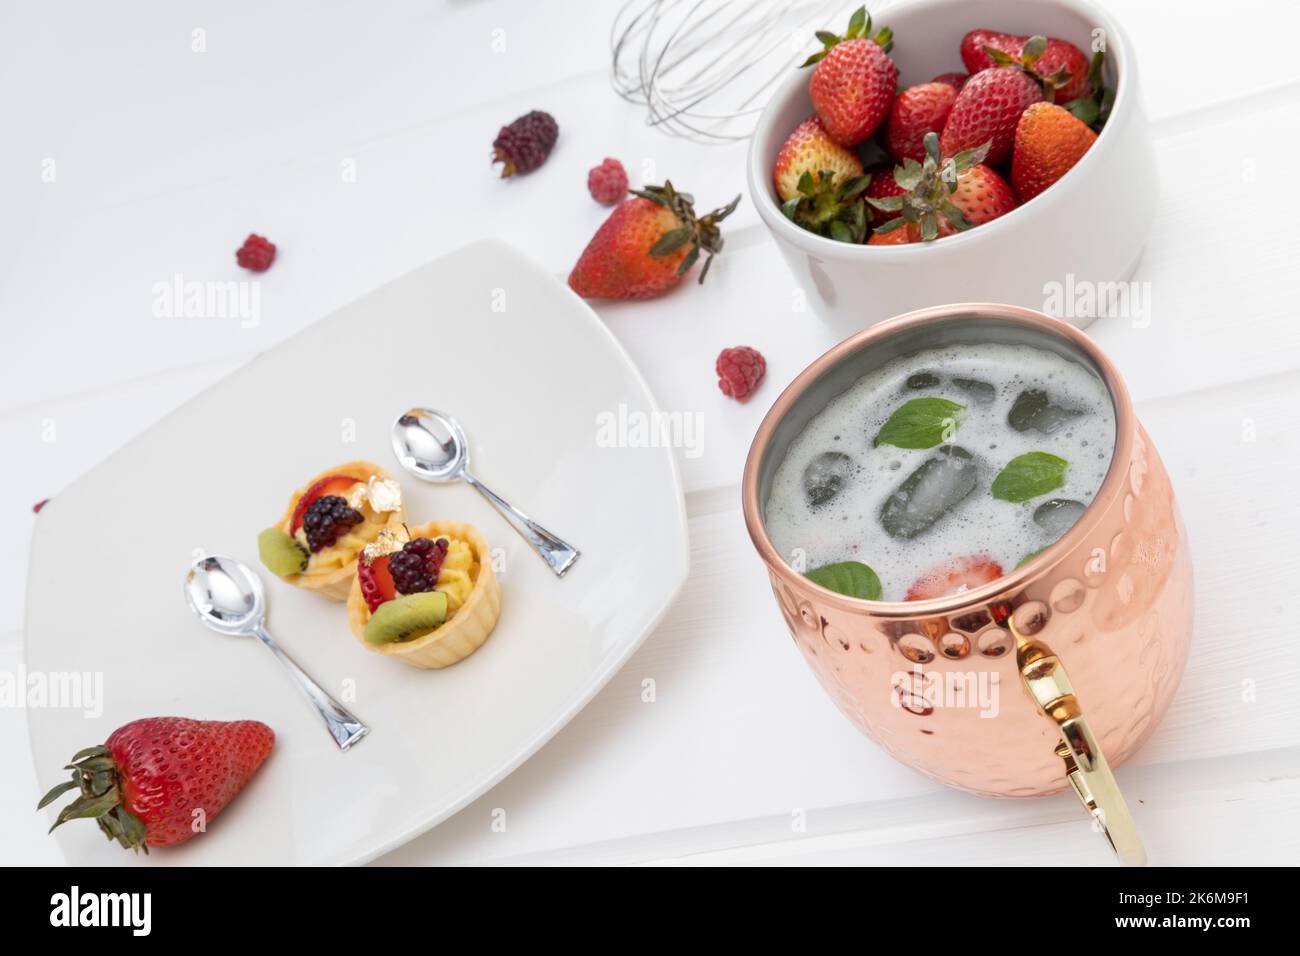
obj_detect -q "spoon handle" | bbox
[253,625,370,750]
[462,470,580,577]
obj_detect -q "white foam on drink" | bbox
[764,342,1116,601]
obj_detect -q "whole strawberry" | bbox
[39,717,274,851]
[1011,102,1097,201]
[961,30,1091,104]
[773,116,864,202]
[940,66,1044,166]
[568,182,740,300]
[492,110,558,177]
[869,133,1016,242]
[885,82,958,163]
[802,6,897,147]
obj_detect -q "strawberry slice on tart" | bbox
[257,461,406,601]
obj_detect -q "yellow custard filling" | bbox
[435,538,478,616]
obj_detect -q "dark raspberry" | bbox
[388,537,450,595]
[236,234,276,272]
[492,110,558,177]
[587,158,628,205]
[715,346,767,402]
[301,495,363,552]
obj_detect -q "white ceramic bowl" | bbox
[747,0,1156,336]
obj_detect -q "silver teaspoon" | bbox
[184,554,369,750]
[391,408,580,577]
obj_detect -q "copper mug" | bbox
[742,304,1193,865]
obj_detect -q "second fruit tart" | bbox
[257,461,406,601]
[346,520,501,669]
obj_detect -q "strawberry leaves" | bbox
[638,181,742,282]
[801,4,893,67]
[1062,50,1113,130]
[781,169,873,243]
[868,132,988,241]
[984,34,1073,100]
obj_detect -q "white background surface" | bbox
[3,0,1298,865]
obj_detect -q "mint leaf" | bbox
[806,561,882,600]
[992,452,1068,502]
[874,397,965,449]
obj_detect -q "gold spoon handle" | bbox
[1011,607,1147,866]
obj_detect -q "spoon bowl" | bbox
[185,553,265,636]
[392,408,469,483]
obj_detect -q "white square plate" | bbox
[25,239,688,865]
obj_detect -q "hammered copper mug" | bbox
[742,303,1193,865]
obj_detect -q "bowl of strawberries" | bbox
[747,0,1155,332]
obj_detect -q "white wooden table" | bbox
[3,0,1297,866]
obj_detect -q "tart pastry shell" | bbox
[275,461,406,601]
[347,519,501,669]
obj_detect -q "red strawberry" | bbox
[773,116,864,202]
[290,474,361,534]
[1011,101,1097,201]
[864,167,907,225]
[960,30,1091,104]
[868,133,1016,242]
[905,555,1003,601]
[885,82,958,162]
[39,717,274,851]
[568,181,739,299]
[802,6,897,146]
[868,223,923,245]
[358,552,398,612]
[940,66,1044,166]
[931,71,969,91]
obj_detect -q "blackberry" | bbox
[301,495,363,552]
[389,537,450,595]
[492,110,558,177]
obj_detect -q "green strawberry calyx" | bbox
[37,743,150,853]
[801,5,894,68]
[867,132,989,242]
[983,35,1073,100]
[781,169,873,244]
[637,181,742,284]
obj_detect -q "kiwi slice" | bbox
[258,527,309,577]
[365,591,448,645]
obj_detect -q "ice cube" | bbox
[879,445,978,539]
[1008,389,1082,434]
[803,451,856,508]
[905,371,941,390]
[1033,498,1086,537]
[953,377,996,405]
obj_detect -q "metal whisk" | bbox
[611,0,855,143]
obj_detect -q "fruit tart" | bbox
[346,520,501,669]
[257,461,406,601]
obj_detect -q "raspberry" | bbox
[715,346,766,402]
[236,234,276,272]
[587,158,628,205]
[492,110,558,177]
[33,498,49,514]
[301,495,363,552]
[389,537,450,595]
